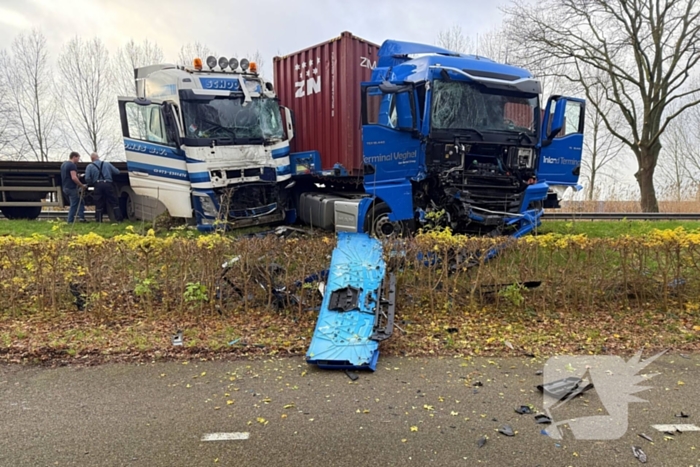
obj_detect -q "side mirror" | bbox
[282,106,295,141]
[548,99,566,140]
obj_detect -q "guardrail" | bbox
[3,211,700,221]
[542,212,700,221]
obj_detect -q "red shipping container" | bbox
[273,32,380,175]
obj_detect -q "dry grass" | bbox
[1,228,699,363]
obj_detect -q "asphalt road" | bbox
[1,354,699,467]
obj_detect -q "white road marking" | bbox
[201,432,250,441]
[652,424,700,432]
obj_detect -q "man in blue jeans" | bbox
[60,151,87,223]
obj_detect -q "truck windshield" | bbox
[431,80,537,136]
[182,96,285,143]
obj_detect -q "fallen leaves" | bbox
[410,426,418,432]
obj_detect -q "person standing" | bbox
[85,152,123,223]
[60,151,87,223]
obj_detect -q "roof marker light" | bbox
[206,56,217,69]
[193,58,203,70]
[240,58,249,72]
[218,57,229,70]
[229,58,239,71]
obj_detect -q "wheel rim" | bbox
[372,213,404,239]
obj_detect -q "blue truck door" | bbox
[361,83,422,182]
[361,83,422,222]
[538,96,586,187]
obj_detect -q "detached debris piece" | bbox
[498,425,515,437]
[477,436,487,448]
[344,370,359,381]
[632,446,647,463]
[473,381,483,387]
[537,377,593,400]
[638,433,653,443]
[675,412,689,418]
[534,414,552,424]
[306,233,395,371]
[515,405,533,415]
[171,330,183,346]
[69,283,86,311]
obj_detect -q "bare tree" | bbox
[436,25,473,53]
[0,60,13,158]
[475,27,511,63]
[581,80,626,200]
[505,0,700,212]
[114,39,164,96]
[657,101,700,199]
[0,30,58,162]
[56,37,119,158]
[177,42,217,67]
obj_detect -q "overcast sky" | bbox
[0,0,508,67]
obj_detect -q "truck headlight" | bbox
[194,193,218,216]
[518,148,534,168]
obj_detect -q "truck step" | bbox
[306,232,394,371]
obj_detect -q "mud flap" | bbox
[306,232,394,371]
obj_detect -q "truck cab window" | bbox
[147,107,167,143]
[546,100,584,139]
[124,102,169,145]
[363,86,414,130]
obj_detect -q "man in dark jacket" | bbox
[85,152,123,222]
[60,151,87,223]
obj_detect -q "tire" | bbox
[119,192,137,221]
[0,206,42,220]
[363,202,411,239]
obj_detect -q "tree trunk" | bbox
[587,169,596,201]
[635,148,659,212]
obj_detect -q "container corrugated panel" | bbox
[505,102,534,129]
[274,32,380,174]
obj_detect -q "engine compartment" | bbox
[416,141,538,233]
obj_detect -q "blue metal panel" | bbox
[363,180,414,222]
[271,146,291,159]
[306,232,387,371]
[290,151,322,175]
[276,164,292,176]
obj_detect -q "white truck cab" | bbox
[118,56,295,231]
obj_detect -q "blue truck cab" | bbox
[291,39,585,238]
[357,40,585,237]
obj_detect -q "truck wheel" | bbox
[0,206,42,220]
[364,202,410,239]
[120,192,137,221]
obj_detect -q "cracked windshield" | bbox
[431,80,537,135]
[182,96,284,142]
